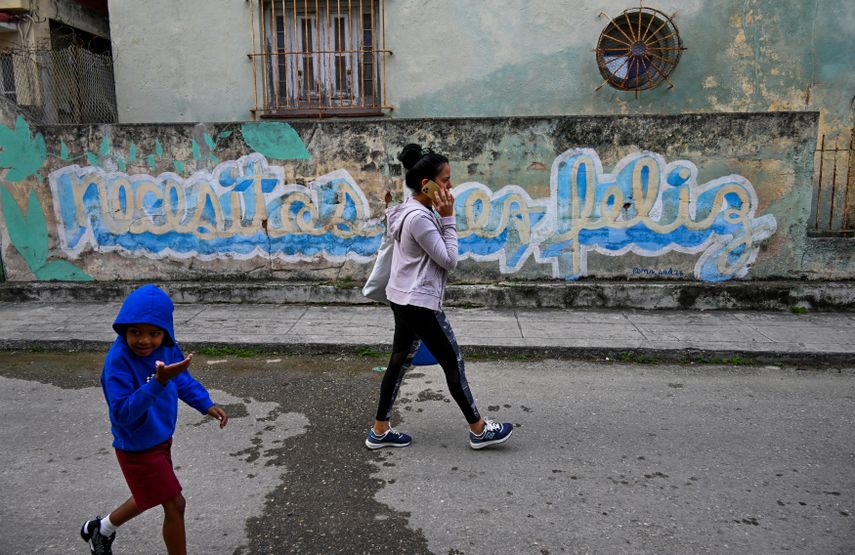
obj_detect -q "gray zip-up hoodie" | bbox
[385,197,458,311]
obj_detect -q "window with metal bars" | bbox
[248,0,389,118]
[810,131,855,237]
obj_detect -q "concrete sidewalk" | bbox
[1,301,854,364]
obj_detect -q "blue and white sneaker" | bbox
[365,427,412,449]
[469,420,513,449]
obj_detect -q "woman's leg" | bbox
[161,493,186,555]
[373,303,420,433]
[402,305,483,429]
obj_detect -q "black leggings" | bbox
[374,303,481,424]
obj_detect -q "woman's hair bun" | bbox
[397,143,424,171]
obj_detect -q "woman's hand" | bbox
[434,185,455,218]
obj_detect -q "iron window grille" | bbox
[247,0,391,118]
[594,4,685,97]
[811,131,855,237]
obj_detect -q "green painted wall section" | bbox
[240,122,311,161]
[0,116,93,281]
[0,116,46,183]
[0,187,93,281]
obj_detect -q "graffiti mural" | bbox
[454,182,548,273]
[455,149,777,282]
[0,110,779,285]
[1,118,320,280]
[45,147,776,282]
[50,153,383,261]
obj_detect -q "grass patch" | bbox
[451,302,485,309]
[356,347,386,357]
[618,351,659,364]
[789,305,809,314]
[722,355,755,366]
[198,346,262,358]
[696,354,755,366]
[466,352,536,361]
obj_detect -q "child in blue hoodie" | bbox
[80,284,228,555]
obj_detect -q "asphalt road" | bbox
[0,351,853,554]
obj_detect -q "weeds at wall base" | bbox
[0,342,839,370]
[618,351,659,364]
[356,347,388,358]
[693,355,756,366]
[198,346,264,358]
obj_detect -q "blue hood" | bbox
[112,284,176,346]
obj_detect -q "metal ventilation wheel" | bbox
[595,5,685,96]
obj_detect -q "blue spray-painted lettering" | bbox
[48,154,383,261]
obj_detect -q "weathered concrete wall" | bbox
[2,111,848,285]
[106,1,855,142]
[389,1,855,138]
[107,0,255,122]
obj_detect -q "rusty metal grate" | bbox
[247,0,391,119]
[811,131,855,236]
[0,44,117,124]
[594,3,685,97]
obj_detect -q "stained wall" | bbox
[3,112,844,285]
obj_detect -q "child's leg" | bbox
[161,493,187,555]
[109,496,142,526]
[81,496,141,548]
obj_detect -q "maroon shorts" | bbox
[115,438,182,511]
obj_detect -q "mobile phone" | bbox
[421,180,441,201]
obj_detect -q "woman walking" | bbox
[366,143,513,450]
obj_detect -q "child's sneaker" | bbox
[80,516,115,555]
[469,420,513,449]
[365,427,412,449]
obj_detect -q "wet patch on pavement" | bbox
[0,352,430,554]
[0,357,306,554]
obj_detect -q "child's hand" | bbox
[155,354,193,385]
[207,405,228,429]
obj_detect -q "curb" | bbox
[2,280,855,310]
[1,339,846,367]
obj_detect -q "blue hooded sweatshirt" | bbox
[102,284,214,452]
